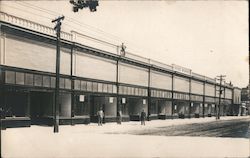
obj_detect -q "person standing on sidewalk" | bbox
[97,107,104,126]
[140,109,146,125]
[117,110,122,124]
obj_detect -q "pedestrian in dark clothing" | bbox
[141,109,146,125]
[117,110,122,124]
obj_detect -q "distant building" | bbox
[241,86,249,115]
[241,86,249,101]
[230,87,241,116]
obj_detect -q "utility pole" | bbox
[116,43,126,122]
[52,15,64,133]
[216,75,226,120]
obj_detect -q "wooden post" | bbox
[52,16,64,133]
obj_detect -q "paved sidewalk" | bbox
[59,116,250,134]
[1,116,250,158]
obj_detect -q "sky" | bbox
[1,0,249,88]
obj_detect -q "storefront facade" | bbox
[0,12,237,128]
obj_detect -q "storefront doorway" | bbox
[4,91,29,118]
[30,91,53,125]
[150,98,172,119]
[173,101,190,118]
[2,89,30,128]
[191,102,203,118]
[126,97,148,121]
[90,95,117,123]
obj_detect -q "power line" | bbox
[3,3,120,48]
[4,1,172,62]
[3,4,55,22]
[16,1,126,48]
[14,1,152,53]
[16,1,124,42]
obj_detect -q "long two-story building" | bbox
[0,12,238,128]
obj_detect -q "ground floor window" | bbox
[118,97,129,116]
[219,105,225,115]
[127,98,148,115]
[103,97,117,117]
[150,99,172,115]
[121,103,129,116]
[174,101,190,115]
[150,99,158,115]
[191,102,203,115]
[30,91,53,118]
[204,104,209,115]
[91,96,117,117]
[74,94,90,116]
[5,91,29,117]
[59,93,71,117]
[158,100,172,115]
[211,104,216,114]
